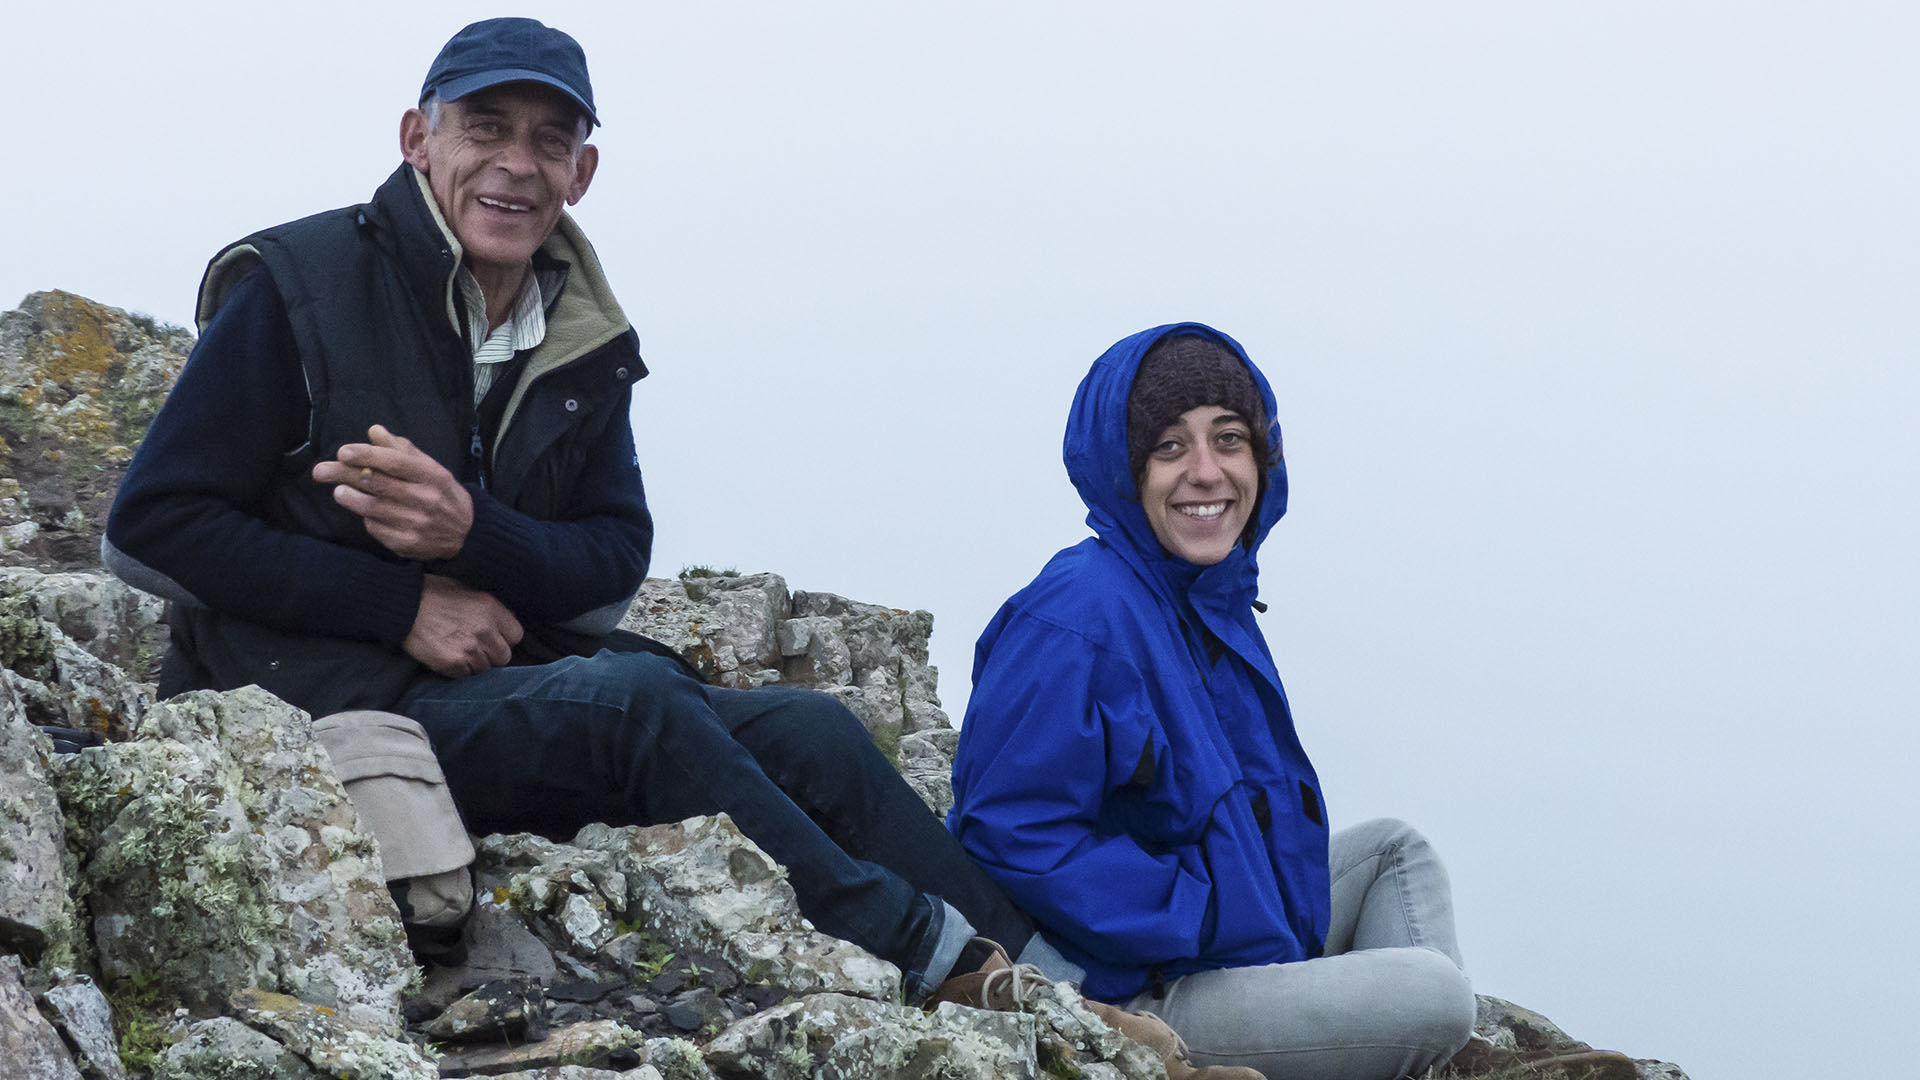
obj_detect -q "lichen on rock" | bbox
[53,687,412,1032]
[0,685,82,968]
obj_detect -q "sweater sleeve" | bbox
[435,395,652,632]
[949,612,1219,971]
[103,268,424,646]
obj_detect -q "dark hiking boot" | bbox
[929,939,1263,1080]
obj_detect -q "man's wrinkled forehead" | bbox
[448,83,593,136]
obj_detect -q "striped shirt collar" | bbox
[458,266,549,405]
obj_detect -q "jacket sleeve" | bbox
[102,269,424,646]
[432,396,651,633]
[950,612,1218,968]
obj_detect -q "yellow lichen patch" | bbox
[24,290,123,402]
[4,291,189,456]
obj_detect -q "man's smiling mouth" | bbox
[478,195,532,212]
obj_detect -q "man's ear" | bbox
[400,108,432,171]
[566,143,599,206]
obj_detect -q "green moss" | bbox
[651,1037,710,1080]
[1038,1036,1086,1080]
[626,933,677,982]
[678,564,738,579]
[107,972,177,1072]
[870,723,902,768]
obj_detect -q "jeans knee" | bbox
[1397,947,1477,1057]
[1344,816,1422,853]
[754,688,875,759]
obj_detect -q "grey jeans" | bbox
[1124,818,1476,1080]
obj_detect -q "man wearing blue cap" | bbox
[103,18,1081,1011]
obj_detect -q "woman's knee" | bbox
[1392,946,1477,1058]
[1332,816,1423,859]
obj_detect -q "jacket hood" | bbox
[1064,322,1287,607]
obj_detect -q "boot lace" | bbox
[978,961,1049,1010]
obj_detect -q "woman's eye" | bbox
[1216,430,1248,448]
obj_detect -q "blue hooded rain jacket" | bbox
[948,323,1331,1002]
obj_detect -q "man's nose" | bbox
[494,135,538,174]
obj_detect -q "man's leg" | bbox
[702,685,1038,950]
[395,650,954,996]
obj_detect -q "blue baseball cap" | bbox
[420,17,599,127]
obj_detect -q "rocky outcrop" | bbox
[622,570,953,815]
[0,292,190,572]
[0,291,1688,1080]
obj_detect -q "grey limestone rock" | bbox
[155,1017,318,1080]
[0,685,81,966]
[0,955,84,1080]
[37,972,128,1080]
[683,571,789,676]
[0,566,169,681]
[572,816,901,1001]
[896,727,961,819]
[54,686,412,1032]
[421,978,548,1043]
[433,1018,645,1075]
[704,991,1039,1080]
[228,987,435,1080]
[487,1060,660,1068]
[1472,995,1691,1080]
[0,581,150,741]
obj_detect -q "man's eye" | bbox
[538,134,573,159]
[469,121,504,139]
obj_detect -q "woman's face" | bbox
[1138,405,1259,565]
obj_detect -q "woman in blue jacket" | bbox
[948,324,1476,1079]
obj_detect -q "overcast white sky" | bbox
[7,4,1917,1077]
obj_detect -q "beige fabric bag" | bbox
[314,710,475,930]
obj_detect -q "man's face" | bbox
[400,84,598,282]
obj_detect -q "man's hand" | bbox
[404,574,523,678]
[313,424,474,560]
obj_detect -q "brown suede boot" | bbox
[1447,1034,1639,1080]
[929,940,1264,1080]
[1081,997,1265,1080]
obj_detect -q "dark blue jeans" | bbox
[394,649,1032,994]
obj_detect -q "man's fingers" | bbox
[333,443,440,482]
[367,424,413,451]
[483,632,513,669]
[329,482,373,516]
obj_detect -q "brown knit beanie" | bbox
[1126,334,1264,479]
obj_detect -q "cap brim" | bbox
[429,68,599,126]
